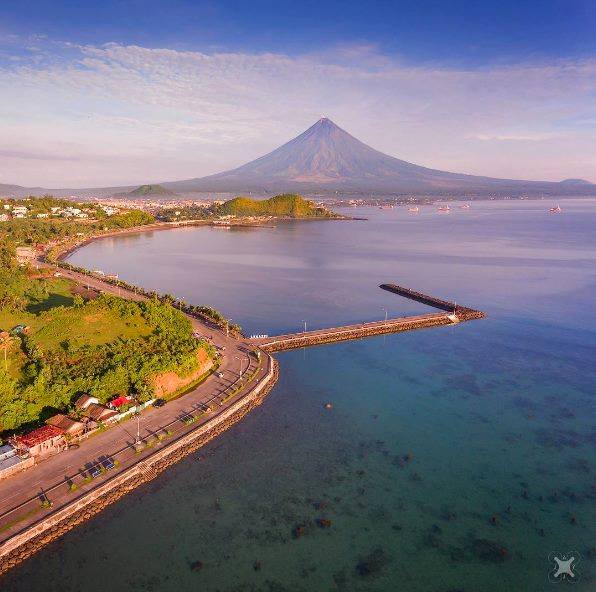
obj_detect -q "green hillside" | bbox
[128,184,175,196]
[0,256,211,433]
[216,194,335,218]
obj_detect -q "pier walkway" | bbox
[248,283,485,352]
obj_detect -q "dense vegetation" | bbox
[215,194,335,218]
[0,251,213,434]
[157,193,338,221]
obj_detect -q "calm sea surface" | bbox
[4,199,595,591]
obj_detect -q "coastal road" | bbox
[0,263,267,544]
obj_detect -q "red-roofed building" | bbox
[109,395,132,409]
[14,425,66,458]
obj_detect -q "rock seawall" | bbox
[0,359,278,576]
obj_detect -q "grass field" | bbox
[0,278,152,379]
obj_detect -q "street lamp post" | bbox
[234,355,244,380]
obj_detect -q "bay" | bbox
[3,199,595,591]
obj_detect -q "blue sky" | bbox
[1,1,595,187]
[2,1,595,65]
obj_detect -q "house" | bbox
[36,213,49,218]
[0,214,9,222]
[75,394,100,410]
[0,443,15,463]
[46,414,86,438]
[83,403,118,423]
[0,443,34,480]
[14,425,66,459]
[75,395,117,422]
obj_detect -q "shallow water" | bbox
[3,199,595,591]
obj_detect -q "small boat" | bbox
[408,206,419,213]
[459,204,471,209]
[437,205,450,213]
[549,204,562,213]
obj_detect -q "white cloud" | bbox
[0,42,595,186]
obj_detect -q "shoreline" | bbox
[0,246,280,575]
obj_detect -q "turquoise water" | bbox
[3,199,595,591]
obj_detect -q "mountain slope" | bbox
[164,118,594,195]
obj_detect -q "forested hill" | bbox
[215,194,336,218]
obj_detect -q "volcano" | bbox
[1,118,593,197]
[164,118,593,195]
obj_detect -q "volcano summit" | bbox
[164,118,593,195]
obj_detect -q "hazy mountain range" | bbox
[1,118,594,198]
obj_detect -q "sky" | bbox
[1,0,595,188]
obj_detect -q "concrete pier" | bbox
[249,284,485,352]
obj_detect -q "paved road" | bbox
[0,264,267,543]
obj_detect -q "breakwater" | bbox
[0,359,278,576]
[379,283,486,320]
[249,283,486,352]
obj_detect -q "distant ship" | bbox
[408,206,419,213]
[549,204,562,213]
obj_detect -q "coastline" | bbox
[0,242,280,575]
[0,359,278,576]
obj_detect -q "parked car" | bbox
[153,398,167,408]
[101,457,115,470]
[89,464,101,478]
[217,372,224,378]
